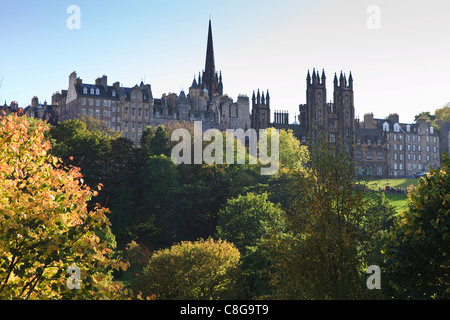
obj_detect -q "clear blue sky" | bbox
[1,0,449,123]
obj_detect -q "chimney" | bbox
[388,113,399,124]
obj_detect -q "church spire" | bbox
[203,19,220,99]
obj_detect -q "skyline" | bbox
[1,0,450,124]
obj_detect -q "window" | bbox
[104,100,107,107]
[89,109,93,116]
[96,88,100,95]
[377,167,383,176]
[103,110,107,117]
[81,108,86,116]
[433,146,437,153]
[394,163,398,170]
[377,151,382,160]
[399,163,403,170]
[90,88,95,95]
[82,98,86,106]
[394,153,397,160]
[383,122,389,132]
[367,139,371,146]
[430,126,434,134]
[367,151,373,160]
[427,145,430,152]
[329,133,336,143]
[145,110,149,118]
[400,154,403,161]
[89,99,93,106]
[406,125,411,132]
[345,111,348,118]
[356,150,362,159]
[394,135,397,141]
[418,154,422,161]
[418,145,421,152]
[407,144,411,151]
[394,144,397,151]
[407,135,410,142]
[318,93,321,99]
[418,136,421,142]
[377,139,381,146]
[357,138,361,146]
[138,109,142,117]
[96,99,100,107]
[387,134,390,141]
[83,87,88,94]
[427,154,430,162]
[407,153,411,160]
[95,110,100,117]
[112,89,116,97]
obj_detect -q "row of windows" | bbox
[387,144,437,152]
[82,87,117,97]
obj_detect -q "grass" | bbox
[363,178,421,212]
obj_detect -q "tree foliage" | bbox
[0,114,128,299]
[270,136,368,299]
[135,238,243,300]
[383,155,450,299]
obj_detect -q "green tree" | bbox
[216,192,285,299]
[270,136,368,299]
[0,114,128,299]
[150,125,171,156]
[135,238,243,300]
[383,155,450,299]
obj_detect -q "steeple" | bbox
[202,19,220,99]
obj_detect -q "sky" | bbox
[1,0,449,124]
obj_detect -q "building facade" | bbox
[52,20,251,145]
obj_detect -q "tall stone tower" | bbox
[299,69,356,155]
[333,71,356,154]
[251,89,271,131]
[202,19,223,100]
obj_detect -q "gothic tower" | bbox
[302,68,327,139]
[251,89,271,131]
[333,71,356,154]
[202,19,223,100]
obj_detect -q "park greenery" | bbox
[0,113,448,300]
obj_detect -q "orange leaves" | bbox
[0,114,126,299]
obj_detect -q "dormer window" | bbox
[406,124,411,132]
[112,89,116,97]
[90,88,95,95]
[383,122,389,132]
[96,88,100,95]
[394,123,400,132]
[430,126,434,134]
[83,87,88,94]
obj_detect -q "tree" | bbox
[216,192,285,299]
[135,238,243,300]
[435,105,450,123]
[150,125,171,157]
[383,155,450,299]
[0,114,128,299]
[270,135,368,299]
[216,192,285,254]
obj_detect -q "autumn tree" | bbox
[0,114,128,299]
[270,135,368,299]
[383,155,450,299]
[135,238,243,300]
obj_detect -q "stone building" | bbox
[52,20,251,145]
[298,69,356,155]
[356,113,440,178]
